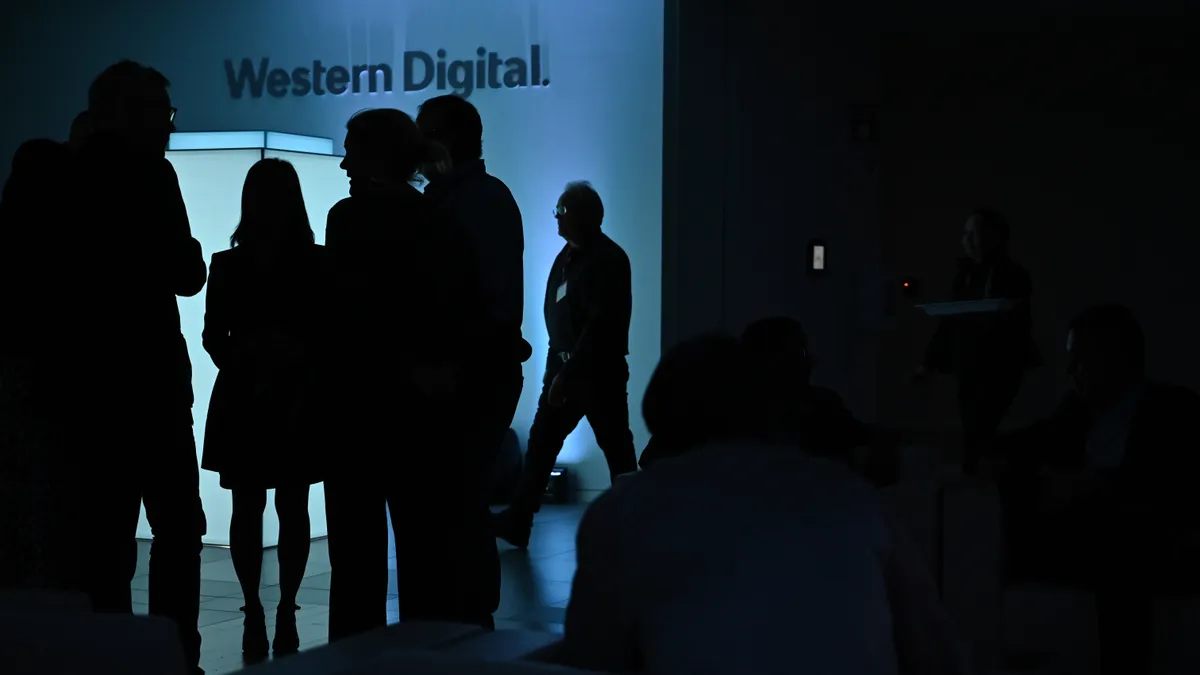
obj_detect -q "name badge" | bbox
[556,281,568,302]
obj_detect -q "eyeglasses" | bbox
[168,107,177,123]
[553,204,567,218]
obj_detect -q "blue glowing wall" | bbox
[1,0,663,540]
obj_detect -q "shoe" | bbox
[494,509,533,549]
[273,604,301,656]
[240,605,269,662]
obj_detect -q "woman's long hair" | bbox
[230,158,314,250]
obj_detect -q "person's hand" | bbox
[547,371,568,406]
[413,365,457,399]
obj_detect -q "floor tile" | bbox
[128,503,586,674]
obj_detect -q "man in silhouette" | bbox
[416,95,529,624]
[560,335,968,675]
[639,316,898,485]
[494,182,637,548]
[988,304,1200,675]
[70,61,207,674]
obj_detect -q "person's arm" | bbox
[201,255,234,370]
[157,159,207,297]
[878,502,971,675]
[559,492,639,672]
[561,250,632,380]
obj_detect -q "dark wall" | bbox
[667,2,1199,431]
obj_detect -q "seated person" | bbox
[988,303,1200,675]
[636,333,750,469]
[740,316,900,486]
[561,334,968,675]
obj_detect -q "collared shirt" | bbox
[1086,382,1146,469]
[543,233,632,365]
[423,159,524,339]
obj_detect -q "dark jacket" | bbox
[324,184,484,464]
[423,160,529,363]
[543,232,632,382]
[71,134,207,414]
[997,381,1200,531]
[0,139,75,390]
[924,254,1040,377]
[201,244,328,489]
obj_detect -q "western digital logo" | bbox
[225,45,548,100]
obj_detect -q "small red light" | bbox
[903,282,909,287]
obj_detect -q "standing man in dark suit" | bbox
[71,61,208,675]
[416,95,529,623]
[987,304,1200,675]
[494,182,637,548]
[417,94,530,488]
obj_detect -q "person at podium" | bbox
[912,208,1040,472]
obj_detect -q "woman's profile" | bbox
[200,157,327,662]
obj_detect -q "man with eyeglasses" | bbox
[65,60,208,675]
[416,94,530,627]
[493,181,638,548]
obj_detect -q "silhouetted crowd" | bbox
[2,60,1197,675]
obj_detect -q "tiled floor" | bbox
[129,505,584,675]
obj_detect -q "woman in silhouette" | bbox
[201,158,327,661]
[915,208,1040,471]
[322,108,487,640]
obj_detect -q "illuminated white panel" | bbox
[135,149,260,545]
[168,131,266,151]
[266,132,335,156]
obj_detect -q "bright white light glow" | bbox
[167,131,267,151]
[139,147,347,545]
[265,132,335,156]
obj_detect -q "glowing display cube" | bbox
[135,131,348,545]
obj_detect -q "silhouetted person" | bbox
[0,138,77,589]
[494,182,638,548]
[323,108,489,639]
[739,316,899,486]
[560,335,969,675]
[635,333,751,469]
[987,304,1200,675]
[417,95,529,613]
[200,159,326,662]
[635,333,753,469]
[915,208,1039,472]
[70,60,207,675]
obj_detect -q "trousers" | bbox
[78,412,206,673]
[326,361,522,641]
[510,356,637,516]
